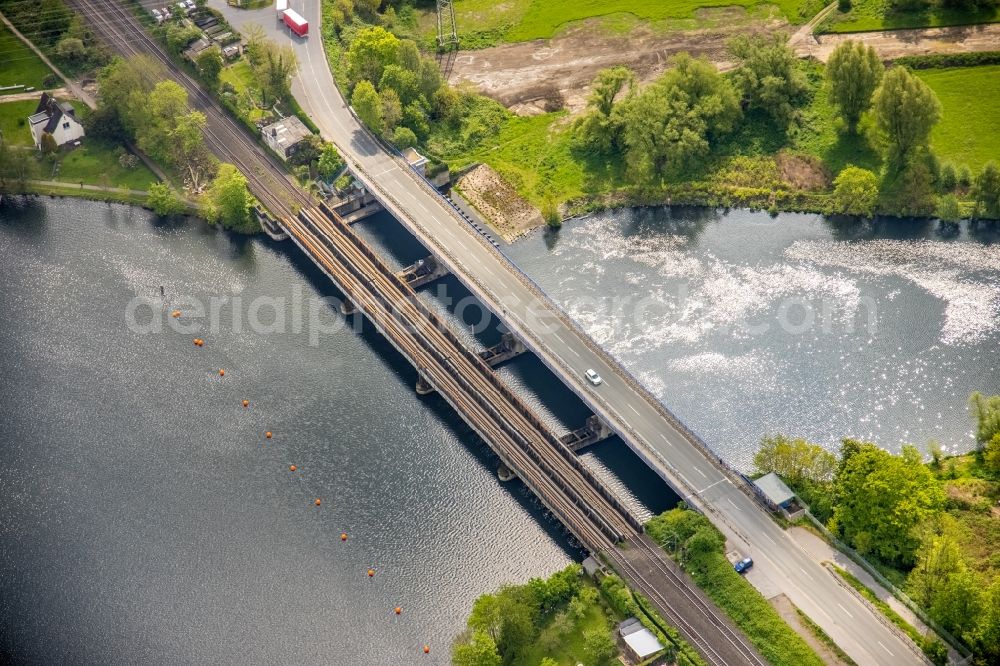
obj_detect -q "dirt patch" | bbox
[448,20,790,114]
[777,151,831,191]
[769,593,853,666]
[799,23,1000,62]
[456,164,544,241]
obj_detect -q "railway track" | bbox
[287,206,767,666]
[67,0,311,218]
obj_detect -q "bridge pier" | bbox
[415,372,435,396]
[340,298,357,315]
[397,255,449,288]
[327,184,383,224]
[561,415,613,452]
[479,332,527,368]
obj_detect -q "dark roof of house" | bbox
[30,93,78,135]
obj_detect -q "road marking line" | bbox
[877,641,894,657]
[697,478,727,494]
[760,532,776,545]
[659,433,673,447]
[727,497,738,509]
[798,566,814,581]
[836,602,854,618]
[694,467,707,479]
[628,404,640,416]
[567,347,580,358]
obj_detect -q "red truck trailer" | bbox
[282,8,308,36]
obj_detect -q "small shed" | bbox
[753,472,804,518]
[261,116,312,161]
[619,617,663,661]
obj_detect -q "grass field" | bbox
[0,24,53,95]
[0,99,39,145]
[419,0,821,48]
[916,65,1000,172]
[823,0,1000,33]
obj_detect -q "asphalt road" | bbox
[212,4,925,663]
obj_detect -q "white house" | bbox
[28,93,85,150]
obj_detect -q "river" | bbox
[0,198,996,664]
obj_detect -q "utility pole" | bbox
[436,0,458,49]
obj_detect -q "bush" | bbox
[837,0,852,9]
[392,126,418,149]
[895,52,1000,70]
[939,163,957,191]
[831,166,879,217]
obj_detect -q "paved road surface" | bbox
[213,4,925,663]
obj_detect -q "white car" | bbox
[151,8,163,21]
[585,369,602,385]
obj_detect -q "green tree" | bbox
[418,58,443,101]
[196,47,224,87]
[316,143,344,180]
[906,517,964,608]
[147,182,185,216]
[619,54,740,181]
[831,166,879,216]
[392,126,418,149]
[830,443,945,564]
[352,80,384,134]
[754,434,837,486]
[255,43,299,104]
[984,433,1000,473]
[973,161,1000,219]
[346,26,401,87]
[826,40,883,133]
[590,66,636,117]
[931,569,984,638]
[583,628,617,664]
[973,578,1000,664]
[872,67,941,169]
[205,163,253,231]
[935,194,961,222]
[451,630,501,666]
[97,56,162,136]
[380,88,402,133]
[939,162,957,191]
[379,64,421,107]
[879,159,937,217]
[242,23,268,67]
[0,140,37,195]
[969,392,1000,445]
[728,34,807,126]
[39,131,58,155]
[538,658,559,666]
[55,36,87,63]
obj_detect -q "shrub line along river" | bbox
[0,197,997,664]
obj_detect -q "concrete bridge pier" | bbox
[340,298,357,315]
[561,415,614,452]
[397,255,449,288]
[479,332,527,368]
[415,372,435,396]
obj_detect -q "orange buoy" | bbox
[423,645,430,654]
[193,338,200,346]
[289,465,297,472]
[171,310,181,318]
[242,400,249,408]
[367,569,375,578]
[219,369,225,377]
[315,498,321,506]
[265,431,272,439]
[340,533,348,541]
[394,607,402,615]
